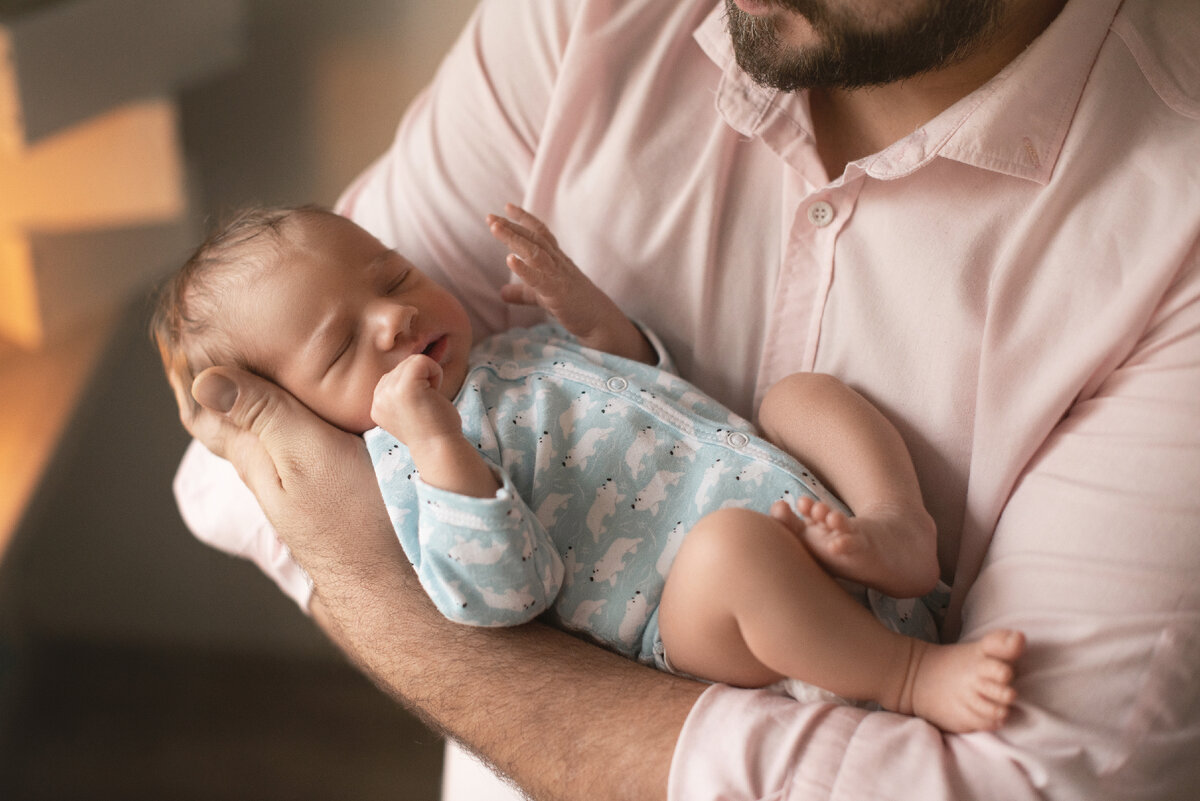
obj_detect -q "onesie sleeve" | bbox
[370,424,565,629]
[409,469,565,627]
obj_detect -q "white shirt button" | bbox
[726,431,750,449]
[606,376,628,392]
[807,200,835,227]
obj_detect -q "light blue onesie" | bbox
[365,324,939,669]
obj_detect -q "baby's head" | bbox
[152,205,473,434]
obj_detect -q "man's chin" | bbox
[725,0,1004,93]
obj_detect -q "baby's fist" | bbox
[371,355,461,445]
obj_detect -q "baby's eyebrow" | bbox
[366,248,394,274]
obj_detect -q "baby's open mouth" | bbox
[422,336,447,361]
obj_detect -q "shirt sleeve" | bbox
[670,249,1200,799]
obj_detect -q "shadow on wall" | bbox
[0,1,481,798]
[181,0,479,210]
[0,300,447,801]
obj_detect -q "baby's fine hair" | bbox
[150,204,327,402]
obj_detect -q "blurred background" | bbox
[0,1,479,797]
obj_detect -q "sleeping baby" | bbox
[153,203,1024,732]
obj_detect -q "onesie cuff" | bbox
[411,466,526,531]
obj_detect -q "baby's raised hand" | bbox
[489,204,654,364]
[371,354,464,448]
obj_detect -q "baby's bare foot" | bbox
[901,629,1026,733]
[788,496,891,587]
[777,497,935,595]
[794,496,863,554]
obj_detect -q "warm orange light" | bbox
[0,99,185,229]
[0,319,113,558]
[0,231,39,346]
[0,0,244,559]
[0,99,186,348]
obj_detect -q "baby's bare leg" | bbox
[658,508,1024,732]
[758,373,938,597]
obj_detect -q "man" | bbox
[176,0,1200,798]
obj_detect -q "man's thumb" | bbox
[189,366,285,497]
[192,370,240,414]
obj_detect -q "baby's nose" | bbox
[371,303,415,350]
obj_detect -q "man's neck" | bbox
[809,0,1068,179]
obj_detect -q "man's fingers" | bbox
[194,366,335,450]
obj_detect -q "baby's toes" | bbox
[824,530,862,558]
[826,509,852,533]
[967,693,1010,730]
[770,501,808,537]
[978,677,1016,706]
[981,656,1015,688]
[810,501,833,522]
[981,629,1026,663]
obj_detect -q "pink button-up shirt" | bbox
[176,0,1200,798]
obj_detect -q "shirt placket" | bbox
[754,168,863,409]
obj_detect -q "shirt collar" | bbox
[1111,0,1200,120]
[694,3,784,140]
[694,0,1123,185]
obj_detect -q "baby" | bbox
[153,204,1024,732]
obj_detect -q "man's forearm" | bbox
[308,533,704,801]
[179,364,704,800]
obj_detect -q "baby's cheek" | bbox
[350,383,381,433]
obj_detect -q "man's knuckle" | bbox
[242,390,276,434]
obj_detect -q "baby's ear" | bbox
[163,360,202,429]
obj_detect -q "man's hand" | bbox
[490,204,655,364]
[180,365,390,571]
[173,332,694,801]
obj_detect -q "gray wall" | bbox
[0,0,478,659]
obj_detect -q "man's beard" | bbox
[724,0,1003,92]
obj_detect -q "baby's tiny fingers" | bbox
[505,203,560,248]
[491,217,550,269]
[401,353,444,387]
[506,253,566,301]
[500,282,541,307]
